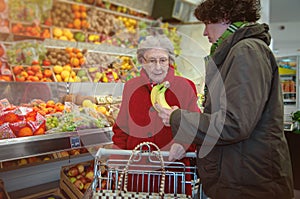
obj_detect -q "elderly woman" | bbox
[112,34,200,195]
[156,0,294,199]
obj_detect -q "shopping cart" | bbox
[86,142,204,199]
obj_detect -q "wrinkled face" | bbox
[142,48,169,84]
[203,22,230,43]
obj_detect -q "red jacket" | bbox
[112,66,200,195]
[112,66,200,151]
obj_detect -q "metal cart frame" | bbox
[87,142,205,199]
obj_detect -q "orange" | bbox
[73,19,81,29]
[67,23,74,29]
[3,112,19,123]
[71,57,79,67]
[81,20,89,28]
[72,4,80,11]
[34,126,45,135]
[36,72,43,80]
[31,65,41,72]
[73,48,80,53]
[74,11,81,19]
[65,47,73,53]
[79,5,86,12]
[81,12,87,19]
[76,52,83,58]
[18,127,33,137]
[13,65,24,75]
[97,106,107,115]
[79,57,85,65]
[27,69,35,76]
[43,69,53,78]
[46,100,55,108]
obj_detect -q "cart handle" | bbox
[96,148,197,158]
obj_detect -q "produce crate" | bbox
[59,160,94,199]
[53,68,92,82]
[10,22,51,39]
[10,65,56,82]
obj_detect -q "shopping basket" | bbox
[85,142,203,199]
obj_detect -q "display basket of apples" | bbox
[59,160,95,199]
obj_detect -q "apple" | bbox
[76,174,84,179]
[84,182,91,191]
[74,179,84,190]
[101,179,107,189]
[85,170,94,181]
[69,177,76,183]
[67,167,79,177]
[78,176,88,185]
[76,164,85,174]
[60,151,69,157]
[69,149,80,155]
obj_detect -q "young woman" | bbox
[156,0,294,198]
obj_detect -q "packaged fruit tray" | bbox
[0,61,14,82]
[11,65,56,82]
[6,40,47,66]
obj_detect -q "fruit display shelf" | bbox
[0,127,113,162]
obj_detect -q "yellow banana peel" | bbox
[150,81,171,112]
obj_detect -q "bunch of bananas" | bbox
[150,81,171,112]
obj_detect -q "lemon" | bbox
[53,28,63,37]
[63,65,72,72]
[53,65,63,74]
[74,76,81,82]
[97,106,107,115]
[55,74,62,82]
[61,70,70,80]
[82,99,93,107]
[71,71,76,78]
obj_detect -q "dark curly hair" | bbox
[194,0,261,24]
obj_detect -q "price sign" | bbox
[70,136,81,148]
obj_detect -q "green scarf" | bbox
[210,21,248,56]
[202,21,248,108]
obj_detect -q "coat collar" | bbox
[212,23,271,67]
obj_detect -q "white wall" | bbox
[175,24,210,93]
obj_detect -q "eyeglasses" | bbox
[142,56,169,66]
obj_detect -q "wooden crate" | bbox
[59,160,94,199]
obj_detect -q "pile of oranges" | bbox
[13,64,54,82]
[69,4,89,30]
[66,47,86,68]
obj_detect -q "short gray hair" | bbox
[137,34,175,64]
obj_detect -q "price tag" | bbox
[70,136,81,148]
